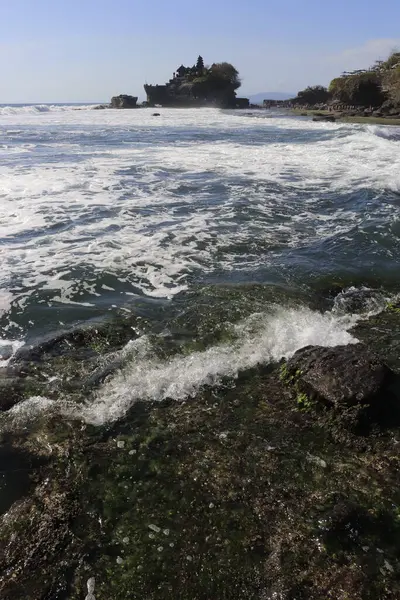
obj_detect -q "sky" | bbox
[1,0,400,103]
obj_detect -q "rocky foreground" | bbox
[291,107,400,125]
[1,305,400,599]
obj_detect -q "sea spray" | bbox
[78,306,358,425]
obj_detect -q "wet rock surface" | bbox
[286,343,397,408]
[0,377,29,411]
[312,115,336,122]
[1,313,400,599]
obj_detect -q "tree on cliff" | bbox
[293,85,330,105]
[208,63,241,91]
[329,72,384,106]
[183,62,241,101]
[380,52,400,106]
[383,66,400,105]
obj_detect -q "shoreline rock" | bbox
[1,318,400,598]
[286,344,396,408]
[312,114,336,122]
[110,95,138,109]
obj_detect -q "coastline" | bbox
[1,105,400,599]
[290,108,400,126]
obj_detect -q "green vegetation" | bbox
[340,115,400,125]
[387,302,400,314]
[279,362,302,385]
[280,362,314,411]
[296,391,313,410]
[184,61,241,101]
[292,85,330,105]
[329,71,384,106]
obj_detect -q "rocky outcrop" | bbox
[110,95,138,109]
[0,377,27,411]
[2,332,400,598]
[286,344,397,408]
[312,115,336,122]
[235,97,250,108]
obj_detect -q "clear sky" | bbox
[1,0,400,103]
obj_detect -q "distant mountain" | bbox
[247,92,295,104]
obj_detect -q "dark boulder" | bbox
[286,344,397,408]
[0,377,27,411]
[110,95,138,109]
[152,112,161,116]
[312,115,336,122]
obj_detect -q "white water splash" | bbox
[0,108,399,306]
[0,339,25,367]
[75,306,358,425]
[0,104,95,116]
[1,298,382,430]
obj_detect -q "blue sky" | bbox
[1,0,400,102]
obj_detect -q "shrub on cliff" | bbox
[293,85,330,105]
[384,67,400,105]
[208,62,241,91]
[181,62,241,101]
[381,53,400,106]
[329,72,385,107]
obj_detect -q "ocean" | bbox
[1,104,400,598]
[1,104,400,420]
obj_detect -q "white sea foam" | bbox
[80,306,360,425]
[0,108,397,432]
[0,108,399,307]
[0,104,94,116]
[0,305,357,429]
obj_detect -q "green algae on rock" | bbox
[1,343,400,599]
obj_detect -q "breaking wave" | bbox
[0,104,98,116]
[2,305,361,427]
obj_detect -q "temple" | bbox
[144,56,249,108]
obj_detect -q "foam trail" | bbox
[77,306,358,425]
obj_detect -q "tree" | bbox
[293,85,330,105]
[329,72,385,106]
[184,62,241,102]
[208,62,241,91]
